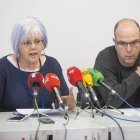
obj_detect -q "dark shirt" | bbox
[94,46,140,108]
[0,55,68,111]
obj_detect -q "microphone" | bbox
[80,69,100,108]
[44,73,64,109]
[67,66,89,108]
[67,66,86,93]
[28,72,44,96]
[87,68,118,95]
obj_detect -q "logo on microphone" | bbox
[51,75,59,80]
[68,69,75,74]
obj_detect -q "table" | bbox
[0,110,108,140]
[77,108,140,140]
[1,108,140,140]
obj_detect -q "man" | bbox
[94,18,140,108]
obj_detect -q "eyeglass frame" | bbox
[21,38,43,48]
[114,39,140,48]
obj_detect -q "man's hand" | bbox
[136,66,140,76]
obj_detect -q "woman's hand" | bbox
[61,87,76,110]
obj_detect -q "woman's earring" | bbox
[17,52,19,58]
[42,49,45,55]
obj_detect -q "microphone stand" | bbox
[33,88,39,110]
[32,88,48,118]
[53,98,59,109]
[102,92,124,115]
[87,85,104,117]
[75,92,82,119]
[60,104,68,120]
[87,94,95,118]
[52,98,68,120]
[75,92,95,119]
[19,89,43,122]
[86,93,104,118]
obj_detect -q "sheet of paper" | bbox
[16,108,63,116]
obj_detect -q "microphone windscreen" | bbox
[80,69,93,86]
[87,68,104,86]
[67,66,83,86]
[28,72,44,90]
[44,73,60,92]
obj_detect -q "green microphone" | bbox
[87,68,104,86]
[87,68,118,95]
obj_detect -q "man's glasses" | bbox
[22,39,43,48]
[115,39,140,48]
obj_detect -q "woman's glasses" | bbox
[22,39,43,48]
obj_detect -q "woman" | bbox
[0,17,75,111]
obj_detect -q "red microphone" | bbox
[67,66,86,93]
[28,72,44,96]
[67,66,83,86]
[44,73,60,92]
[67,66,89,108]
[44,73,64,108]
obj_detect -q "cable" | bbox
[101,90,140,122]
[41,107,69,140]
[87,98,125,140]
[99,109,124,140]
[34,98,41,140]
[63,110,69,140]
[63,116,69,140]
[102,110,140,122]
[117,95,140,111]
[100,95,140,121]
